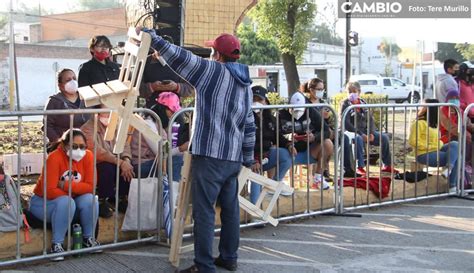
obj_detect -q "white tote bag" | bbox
[122,162,160,231]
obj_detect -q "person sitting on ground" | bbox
[78,35,119,87]
[80,105,135,218]
[249,86,296,203]
[302,78,334,181]
[43,69,89,144]
[439,88,474,164]
[409,99,459,192]
[29,129,99,261]
[340,81,398,175]
[279,91,333,190]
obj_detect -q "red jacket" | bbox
[343,177,391,199]
[34,147,95,199]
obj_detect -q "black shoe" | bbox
[50,243,65,261]
[99,200,113,218]
[214,256,238,271]
[323,170,333,182]
[118,198,128,214]
[343,169,362,178]
[175,264,199,273]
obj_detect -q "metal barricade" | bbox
[0,108,166,267]
[339,103,463,213]
[461,103,474,195]
[167,103,340,234]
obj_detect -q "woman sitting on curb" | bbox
[29,129,99,261]
[408,99,459,192]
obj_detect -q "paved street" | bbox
[5,196,474,273]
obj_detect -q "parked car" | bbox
[349,74,421,103]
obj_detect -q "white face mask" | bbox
[252,102,263,113]
[64,80,78,94]
[292,110,305,120]
[99,117,109,126]
[316,91,324,99]
[67,148,86,162]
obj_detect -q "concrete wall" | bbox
[0,44,90,109]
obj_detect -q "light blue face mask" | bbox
[448,99,460,107]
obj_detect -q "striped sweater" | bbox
[146,30,255,164]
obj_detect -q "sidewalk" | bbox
[8,197,474,273]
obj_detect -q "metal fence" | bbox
[338,103,464,213]
[0,108,166,267]
[167,103,340,232]
[1,102,472,267]
[461,103,474,195]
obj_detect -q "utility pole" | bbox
[9,0,15,111]
[344,0,351,83]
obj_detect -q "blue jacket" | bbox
[146,30,255,164]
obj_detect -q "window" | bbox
[392,79,405,87]
[23,36,29,42]
[383,79,392,86]
[358,80,377,86]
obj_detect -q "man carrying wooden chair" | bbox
[141,28,255,273]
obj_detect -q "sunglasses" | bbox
[309,85,324,91]
[71,144,86,150]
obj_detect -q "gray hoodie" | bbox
[436,74,458,102]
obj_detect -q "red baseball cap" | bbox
[205,33,241,59]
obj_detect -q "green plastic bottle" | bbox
[72,224,82,251]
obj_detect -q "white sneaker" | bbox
[449,187,457,193]
[313,174,330,190]
[280,190,293,196]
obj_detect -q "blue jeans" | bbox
[250,147,292,204]
[191,155,241,273]
[343,134,365,170]
[97,162,130,199]
[172,154,184,182]
[29,193,99,244]
[417,141,459,187]
[355,131,391,167]
[133,159,155,178]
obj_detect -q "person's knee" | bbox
[76,193,96,209]
[55,196,76,216]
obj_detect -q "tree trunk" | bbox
[283,2,300,98]
[282,52,300,98]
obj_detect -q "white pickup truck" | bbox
[349,74,421,103]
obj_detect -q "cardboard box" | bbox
[1,153,44,176]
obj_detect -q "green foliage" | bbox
[436,42,465,62]
[308,23,343,46]
[237,24,280,65]
[378,38,402,58]
[266,92,287,105]
[78,0,122,10]
[455,43,474,61]
[329,93,389,129]
[249,0,316,59]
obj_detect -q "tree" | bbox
[378,38,401,76]
[249,0,316,97]
[308,23,343,46]
[78,0,122,11]
[237,24,280,65]
[436,42,465,62]
[455,43,474,61]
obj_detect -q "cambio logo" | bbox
[341,1,402,14]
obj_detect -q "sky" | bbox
[3,0,474,46]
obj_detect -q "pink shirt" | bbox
[459,80,474,118]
